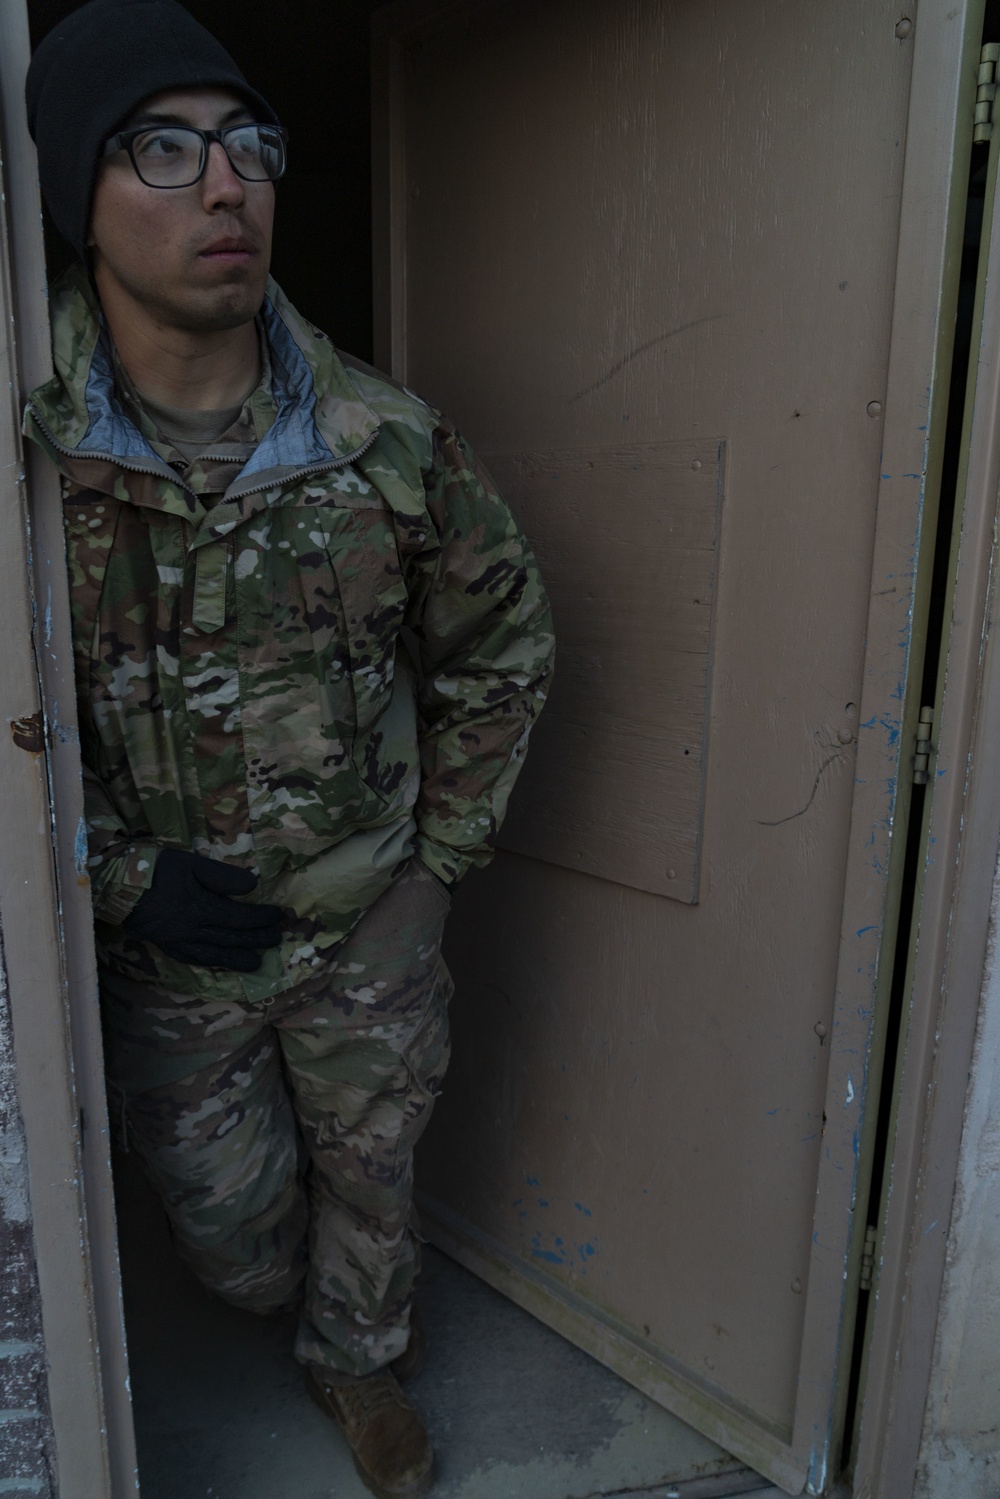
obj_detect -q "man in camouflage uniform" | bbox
[23,4,553,1496]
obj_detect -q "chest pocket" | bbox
[63,495,121,698]
[319,501,408,736]
[64,497,162,731]
[235,497,407,749]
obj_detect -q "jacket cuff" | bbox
[413,833,472,888]
[89,840,160,925]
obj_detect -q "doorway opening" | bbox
[22,0,770,1493]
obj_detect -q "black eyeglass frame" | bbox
[101,123,289,188]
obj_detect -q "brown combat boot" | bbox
[306,1364,434,1499]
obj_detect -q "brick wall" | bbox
[0,937,56,1498]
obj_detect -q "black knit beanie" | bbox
[26,0,279,261]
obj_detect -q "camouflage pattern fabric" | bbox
[24,263,554,1006]
[103,859,453,1376]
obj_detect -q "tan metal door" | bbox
[373,0,976,1490]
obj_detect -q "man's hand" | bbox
[122,849,285,972]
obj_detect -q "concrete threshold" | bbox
[608,1477,785,1499]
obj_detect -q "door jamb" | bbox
[0,5,138,1496]
[794,1,986,1490]
[851,19,1000,1495]
[372,0,478,377]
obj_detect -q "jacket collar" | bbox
[25,263,380,510]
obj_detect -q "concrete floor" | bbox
[116,1157,781,1499]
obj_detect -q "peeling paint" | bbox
[73,818,89,879]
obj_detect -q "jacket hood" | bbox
[25,264,380,502]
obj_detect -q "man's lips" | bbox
[197,237,257,263]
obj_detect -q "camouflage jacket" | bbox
[25,265,553,1003]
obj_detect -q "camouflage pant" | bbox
[101,859,452,1378]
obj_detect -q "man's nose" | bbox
[201,140,246,208]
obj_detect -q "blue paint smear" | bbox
[574,1203,593,1216]
[538,1199,549,1208]
[526,1176,541,1188]
[74,816,89,877]
[860,715,877,729]
[532,1249,564,1265]
[856,925,878,938]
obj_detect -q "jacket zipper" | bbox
[26,403,381,502]
[224,430,380,502]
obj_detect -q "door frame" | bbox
[0,7,137,1497]
[1,0,994,1492]
[795,0,985,1490]
[372,0,993,1491]
[850,18,1000,1497]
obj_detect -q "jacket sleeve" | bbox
[81,765,160,924]
[405,418,554,885]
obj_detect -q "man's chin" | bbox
[171,283,267,334]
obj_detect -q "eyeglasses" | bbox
[101,123,288,189]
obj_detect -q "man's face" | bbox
[88,87,275,335]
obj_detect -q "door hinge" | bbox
[913,705,934,785]
[975,43,1000,143]
[859,1223,879,1294]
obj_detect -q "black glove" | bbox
[122,848,286,972]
